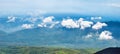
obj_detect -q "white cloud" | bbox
[77,18,84,22]
[21,24,34,29]
[91,17,102,20]
[38,24,44,27]
[38,23,47,27]
[49,21,59,28]
[61,19,79,28]
[84,34,93,39]
[77,18,93,29]
[83,31,113,40]
[43,16,54,23]
[99,31,113,40]
[38,16,59,28]
[92,22,107,30]
[7,16,16,22]
[61,18,93,29]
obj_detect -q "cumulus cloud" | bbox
[7,16,16,23]
[99,31,113,40]
[77,18,93,29]
[83,31,113,40]
[84,34,93,39]
[92,22,107,30]
[61,18,93,29]
[38,16,59,28]
[61,19,79,28]
[43,16,54,23]
[21,24,34,29]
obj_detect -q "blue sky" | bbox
[0,0,120,16]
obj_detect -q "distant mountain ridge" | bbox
[0,21,120,48]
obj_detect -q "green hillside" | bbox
[0,46,99,54]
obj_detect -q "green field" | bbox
[0,46,100,54]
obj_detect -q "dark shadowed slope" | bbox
[95,47,120,54]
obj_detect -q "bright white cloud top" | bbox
[92,22,107,30]
[43,16,54,23]
[99,31,113,40]
[78,18,93,29]
[38,16,59,28]
[61,18,93,29]
[61,19,79,28]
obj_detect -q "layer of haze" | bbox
[0,0,120,16]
